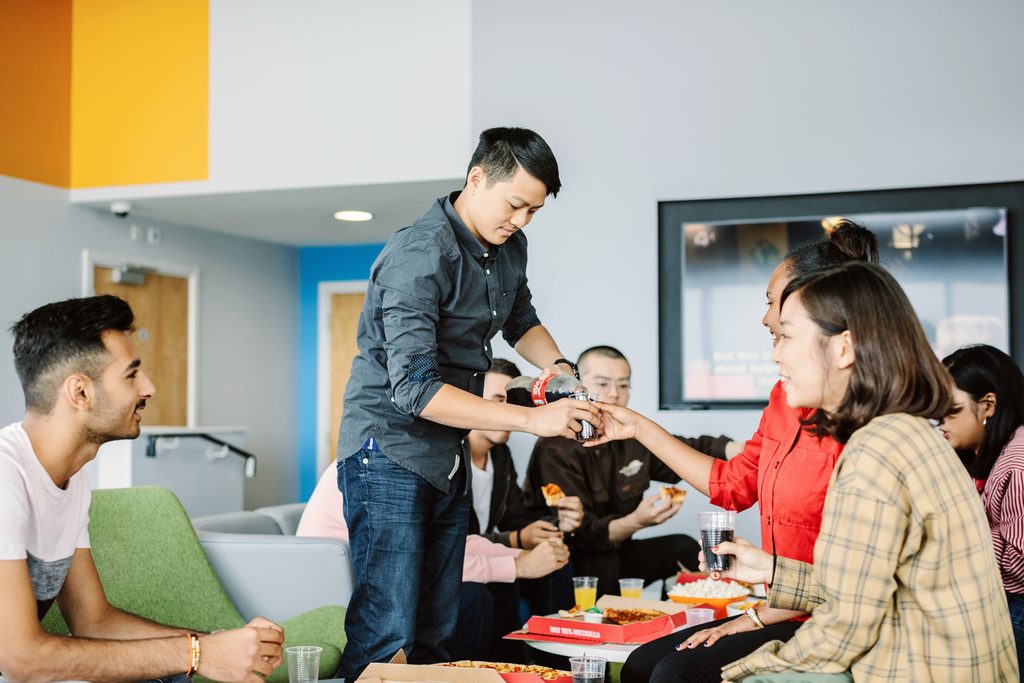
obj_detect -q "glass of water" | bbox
[569,655,606,683]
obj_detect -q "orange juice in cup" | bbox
[619,578,643,599]
[573,576,598,610]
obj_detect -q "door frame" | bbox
[316,279,369,474]
[81,250,200,427]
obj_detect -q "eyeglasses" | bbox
[586,378,632,392]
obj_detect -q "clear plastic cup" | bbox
[698,510,736,571]
[685,607,715,627]
[570,391,598,441]
[286,645,322,683]
[572,576,598,609]
[569,655,607,683]
[619,577,643,599]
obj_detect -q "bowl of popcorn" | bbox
[667,576,751,617]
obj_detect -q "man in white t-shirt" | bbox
[0,295,284,683]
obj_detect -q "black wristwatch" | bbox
[553,357,579,379]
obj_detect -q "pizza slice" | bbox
[557,603,584,617]
[541,482,565,506]
[660,485,687,505]
[602,607,667,625]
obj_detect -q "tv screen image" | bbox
[660,200,1010,408]
[681,208,1007,404]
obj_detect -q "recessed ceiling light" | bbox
[334,210,373,222]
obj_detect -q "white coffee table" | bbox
[522,638,638,663]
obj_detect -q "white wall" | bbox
[70,0,472,203]
[0,175,300,508]
[483,0,1024,546]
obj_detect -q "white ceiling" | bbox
[78,178,463,246]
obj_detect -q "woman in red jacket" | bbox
[617,220,877,683]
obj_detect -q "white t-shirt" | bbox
[0,422,91,613]
[471,457,494,533]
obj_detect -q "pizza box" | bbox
[507,595,686,645]
[356,651,571,683]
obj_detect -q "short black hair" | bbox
[577,345,630,371]
[489,357,521,379]
[467,127,561,197]
[11,295,135,412]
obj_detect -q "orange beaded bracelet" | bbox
[184,633,201,676]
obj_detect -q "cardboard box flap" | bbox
[355,651,508,682]
[357,662,505,682]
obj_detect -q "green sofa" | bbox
[41,486,346,682]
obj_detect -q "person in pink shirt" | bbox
[939,344,1024,670]
[298,462,567,660]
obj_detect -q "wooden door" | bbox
[328,293,365,464]
[94,267,189,426]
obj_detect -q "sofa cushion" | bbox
[192,510,283,534]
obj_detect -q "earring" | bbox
[983,417,988,428]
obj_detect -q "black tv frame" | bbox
[659,181,1024,410]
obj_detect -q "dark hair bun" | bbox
[829,219,879,264]
[784,219,879,278]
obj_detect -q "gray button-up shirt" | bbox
[337,192,542,491]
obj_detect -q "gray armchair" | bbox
[192,506,354,624]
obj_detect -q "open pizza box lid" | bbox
[356,651,569,683]
[597,594,689,626]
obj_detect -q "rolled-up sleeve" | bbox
[708,419,764,512]
[377,236,451,416]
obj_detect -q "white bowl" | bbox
[726,598,766,617]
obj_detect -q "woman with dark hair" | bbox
[614,220,878,683]
[691,262,1015,681]
[940,344,1024,668]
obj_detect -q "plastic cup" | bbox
[619,577,643,599]
[685,607,715,627]
[570,391,598,441]
[698,510,736,571]
[569,655,607,683]
[572,576,598,610]
[286,645,322,683]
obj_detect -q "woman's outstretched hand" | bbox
[584,402,641,446]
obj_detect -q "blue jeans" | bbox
[336,449,469,680]
[1008,592,1024,680]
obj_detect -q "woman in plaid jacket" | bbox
[705,262,1017,682]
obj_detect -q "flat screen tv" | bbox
[659,182,1024,409]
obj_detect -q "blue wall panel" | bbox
[297,243,384,500]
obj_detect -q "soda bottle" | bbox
[505,374,596,440]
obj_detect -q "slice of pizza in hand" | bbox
[542,482,565,506]
[660,485,687,505]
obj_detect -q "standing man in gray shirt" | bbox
[335,127,599,679]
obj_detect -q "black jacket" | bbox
[524,434,730,551]
[468,442,538,547]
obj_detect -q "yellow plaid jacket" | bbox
[723,413,1018,682]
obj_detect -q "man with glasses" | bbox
[524,346,736,596]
